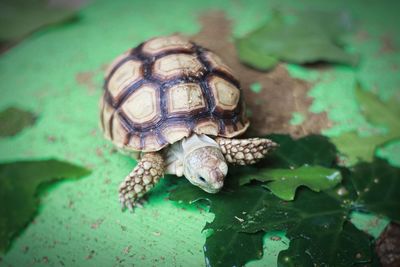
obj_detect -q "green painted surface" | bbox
[249,82,262,93]
[0,0,399,266]
[377,141,400,167]
[350,212,389,239]
[289,112,304,126]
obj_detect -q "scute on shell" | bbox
[100,35,249,152]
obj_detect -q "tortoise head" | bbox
[183,145,228,193]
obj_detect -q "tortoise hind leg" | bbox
[119,152,165,210]
[215,137,277,165]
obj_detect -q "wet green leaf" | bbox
[350,158,400,223]
[170,183,372,267]
[278,221,372,267]
[332,83,400,165]
[234,189,372,266]
[170,183,258,232]
[235,11,357,70]
[0,0,77,41]
[204,230,264,267]
[0,159,91,253]
[238,135,341,200]
[264,134,339,169]
[235,188,344,233]
[239,165,342,200]
[170,184,279,266]
[169,135,375,267]
[0,107,36,137]
[224,188,372,267]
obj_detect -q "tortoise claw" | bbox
[118,152,164,212]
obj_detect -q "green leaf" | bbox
[351,158,400,223]
[235,11,357,71]
[170,185,277,266]
[0,107,36,137]
[278,221,372,267]
[332,84,400,165]
[356,85,400,130]
[169,135,376,267]
[239,166,342,200]
[238,134,341,200]
[170,184,372,267]
[0,0,77,41]
[237,189,372,267]
[204,230,264,267]
[170,183,269,232]
[236,188,345,233]
[265,134,339,169]
[170,184,276,266]
[0,159,91,253]
[235,41,279,70]
[332,132,393,165]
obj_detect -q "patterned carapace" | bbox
[100,35,249,152]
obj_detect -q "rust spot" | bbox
[123,245,132,254]
[379,33,397,54]
[46,135,57,142]
[95,147,104,157]
[85,250,95,260]
[270,236,282,241]
[90,218,104,229]
[76,71,96,95]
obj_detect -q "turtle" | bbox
[100,35,277,210]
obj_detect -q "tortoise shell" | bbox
[100,35,249,152]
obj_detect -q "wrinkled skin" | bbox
[183,146,228,193]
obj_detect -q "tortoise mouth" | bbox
[199,182,223,194]
[201,187,221,194]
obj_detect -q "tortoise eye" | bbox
[199,177,206,183]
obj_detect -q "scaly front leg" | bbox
[119,152,164,210]
[215,137,277,165]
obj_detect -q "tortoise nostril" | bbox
[199,177,206,183]
[210,170,225,183]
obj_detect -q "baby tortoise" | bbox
[100,35,277,210]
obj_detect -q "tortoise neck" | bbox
[164,134,220,176]
[181,134,219,155]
